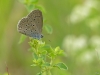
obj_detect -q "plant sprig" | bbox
[29,39,67,75]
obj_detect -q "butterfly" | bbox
[17,9,43,39]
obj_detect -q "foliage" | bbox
[29,39,67,75]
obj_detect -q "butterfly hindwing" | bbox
[17,10,43,39]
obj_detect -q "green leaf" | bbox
[54,62,68,70]
[36,58,44,65]
[18,34,27,44]
[41,54,46,60]
[44,24,53,34]
[41,50,47,55]
[54,47,64,55]
[55,47,61,52]
[42,62,50,67]
[41,45,53,52]
[29,39,40,49]
[33,52,38,59]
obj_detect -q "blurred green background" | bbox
[0,0,100,75]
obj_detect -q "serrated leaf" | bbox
[54,62,68,70]
[18,34,27,44]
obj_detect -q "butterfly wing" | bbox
[27,10,43,34]
[17,10,43,39]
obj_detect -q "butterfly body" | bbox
[17,10,43,39]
